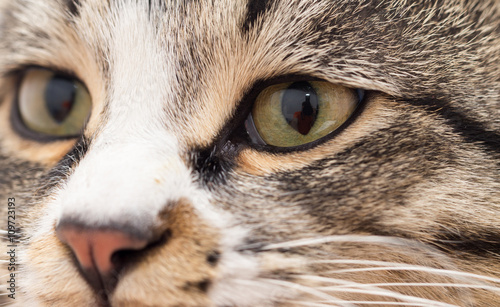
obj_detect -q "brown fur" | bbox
[0,0,499,306]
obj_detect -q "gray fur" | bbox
[0,0,498,306]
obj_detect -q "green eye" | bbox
[245,81,362,148]
[17,69,91,137]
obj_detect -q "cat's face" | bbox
[0,0,499,306]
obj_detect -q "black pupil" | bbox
[281,81,319,135]
[45,76,77,123]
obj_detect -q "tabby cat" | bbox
[0,0,499,306]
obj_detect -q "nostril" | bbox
[146,228,172,250]
[56,224,151,293]
[110,229,172,268]
[57,226,149,274]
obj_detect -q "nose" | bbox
[56,224,163,294]
[57,226,149,273]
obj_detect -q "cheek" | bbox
[0,157,49,202]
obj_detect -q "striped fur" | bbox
[0,0,499,306]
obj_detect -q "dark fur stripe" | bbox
[406,99,500,154]
[35,136,89,196]
[242,0,276,33]
[434,232,500,258]
[192,142,238,188]
[66,0,81,16]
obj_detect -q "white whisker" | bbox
[259,278,357,307]
[291,301,432,306]
[309,259,500,285]
[330,302,429,306]
[284,301,340,307]
[321,282,500,293]
[326,266,500,284]
[295,275,459,307]
[261,235,421,251]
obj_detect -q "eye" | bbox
[16,69,91,138]
[245,80,363,148]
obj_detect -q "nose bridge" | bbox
[56,131,193,231]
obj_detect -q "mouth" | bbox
[78,268,115,307]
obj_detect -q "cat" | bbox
[0,0,499,306]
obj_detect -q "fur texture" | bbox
[0,0,499,306]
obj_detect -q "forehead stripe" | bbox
[242,0,276,33]
[65,0,81,17]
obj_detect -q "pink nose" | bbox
[56,226,149,275]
